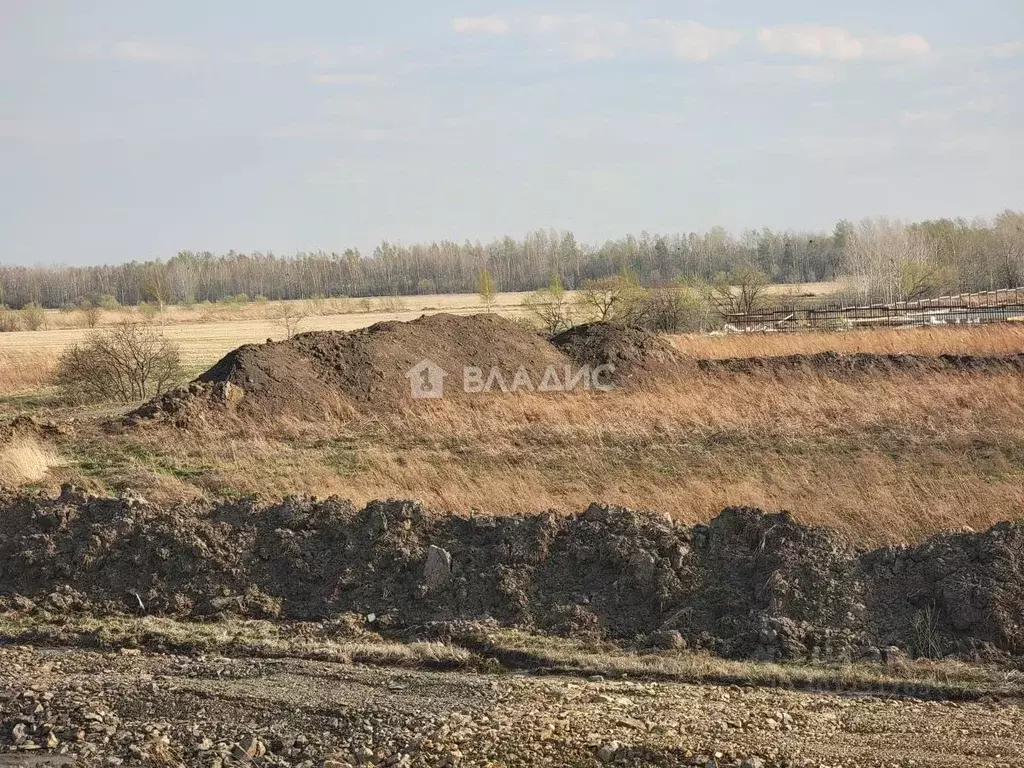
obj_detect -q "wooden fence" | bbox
[725,288,1024,332]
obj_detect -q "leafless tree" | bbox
[56,322,183,404]
[574,276,640,322]
[707,266,771,316]
[273,301,309,340]
[521,275,573,333]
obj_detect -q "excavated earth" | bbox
[126,314,1024,427]
[2,488,1022,663]
[130,314,572,423]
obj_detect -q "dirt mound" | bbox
[0,414,74,443]
[551,323,690,382]
[3,488,1023,662]
[131,314,570,422]
[699,350,1024,376]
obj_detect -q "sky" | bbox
[1,1,1022,266]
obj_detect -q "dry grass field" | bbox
[3,286,1024,545]
[0,282,842,390]
[673,323,1024,358]
[63,362,1019,544]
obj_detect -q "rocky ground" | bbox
[1,645,1022,768]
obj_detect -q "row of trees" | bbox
[2,212,1022,310]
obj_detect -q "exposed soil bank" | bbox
[2,488,1021,662]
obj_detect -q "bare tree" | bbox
[707,266,771,316]
[273,301,309,340]
[842,218,938,304]
[521,274,573,333]
[56,322,183,404]
[574,276,642,322]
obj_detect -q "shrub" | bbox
[98,294,120,310]
[378,295,405,312]
[521,275,573,334]
[137,301,160,321]
[55,322,184,404]
[80,299,102,328]
[0,306,20,332]
[272,302,309,339]
[631,283,708,333]
[21,303,47,331]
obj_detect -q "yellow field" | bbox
[0,282,844,384]
[0,292,534,386]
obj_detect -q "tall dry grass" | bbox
[0,349,56,396]
[97,365,1024,544]
[0,435,63,486]
[671,323,1024,359]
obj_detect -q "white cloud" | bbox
[108,41,199,66]
[451,16,510,35]
[989,41,1023,59]
[642,20,743,62]
[455,14,741,62]
[867,34,931,58]
[757,25,930,60]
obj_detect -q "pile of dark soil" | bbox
[129,316,689,424]
[131,314,570,423]
[551,322,690,383]
[699,350,1024,376]
[2,487,1022,662]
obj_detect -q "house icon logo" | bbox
[406,359,447,399]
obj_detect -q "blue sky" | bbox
[1,1,1022,266]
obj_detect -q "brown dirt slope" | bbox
[551,322,691,382]
[132,314,569,422]
[3,488,1022,663]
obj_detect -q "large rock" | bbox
[424,545,452,591]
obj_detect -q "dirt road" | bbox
[1,646,1021,767]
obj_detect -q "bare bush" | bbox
[378,295,405,313]
[272,302,309,339]
[574,275,646,322]
[631,283,708,333]
[0,306,20,333]
[80,299,102,328]
[521,275,574,333]
[706,266,772,317]
[20,303,47,331]
[56,322,184,404]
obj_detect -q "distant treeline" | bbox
[1,212,1022,309]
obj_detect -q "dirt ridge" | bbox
[2,488,1021,662]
